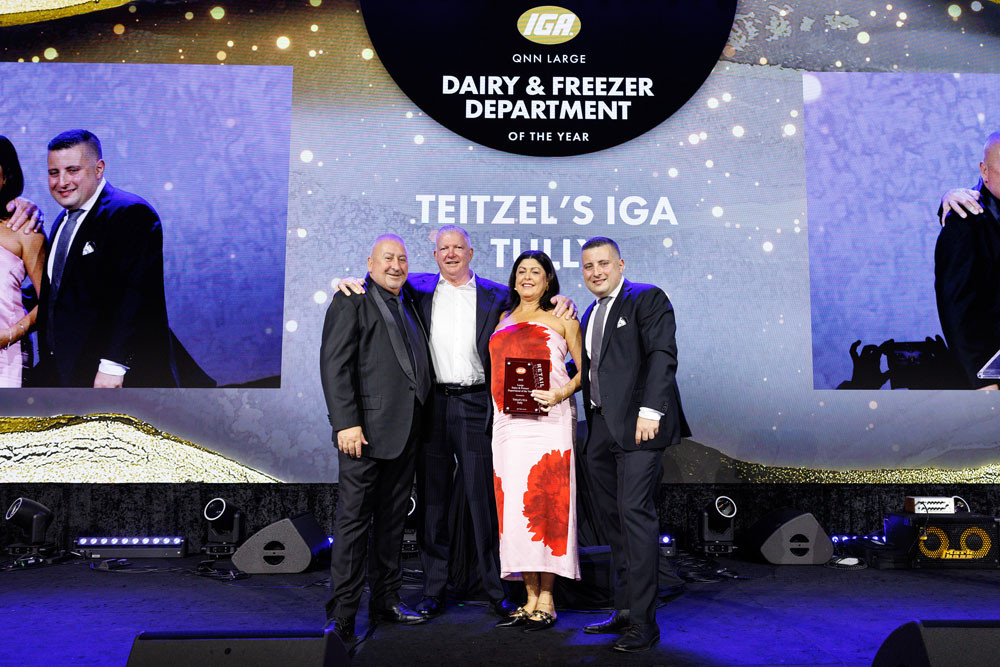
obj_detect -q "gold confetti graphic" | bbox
[0,0,131,27]
[0,414,279,483]
[663,439,1000,484]
[730,460,1000,484]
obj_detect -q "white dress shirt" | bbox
[429,272,485,385]
[585,278,663,420]
[48,178,128,378]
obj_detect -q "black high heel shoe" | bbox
[523,610,557,632]
[495,606,530,628]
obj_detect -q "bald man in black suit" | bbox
[321,234,432,643]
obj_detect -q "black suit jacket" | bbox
[581,279,690,451]
[321,275,431,460]
[407,271,509,380]
[35,182,177,387]
[935,184,1000,388]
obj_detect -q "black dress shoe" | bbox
[323,616,356,644]
[583,609,631,634]
[372,601,428,625]
[494,606,530,628]
[416,595,444,618]
[523,610,557,632]
[491,597,518,618]
[612,624,660,652]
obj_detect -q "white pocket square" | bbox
[82,242,95,256]
[617,317,627,328]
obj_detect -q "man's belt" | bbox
[435,383,486,396]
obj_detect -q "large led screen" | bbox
[1,0,999,483]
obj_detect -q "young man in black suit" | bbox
[35,129,176,387]
[578,236,689,652]
[320,234,432,643]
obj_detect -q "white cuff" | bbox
[638,407,663,420]
[98,359,129,376]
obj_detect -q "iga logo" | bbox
[518,6,580,45]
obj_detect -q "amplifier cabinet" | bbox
[884,512,1000,569]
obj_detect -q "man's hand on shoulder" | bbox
[550,294,577,320]
[940,188,982,225]
[635,416,659,446]
[5,197,44,234]
[94,371,124,388]
[336,277,366,296]
[337,426,368,458]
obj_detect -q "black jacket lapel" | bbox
[475,278,498,348]
[60,182,112,285]
[368,277,417,384]
[599,279,630,361]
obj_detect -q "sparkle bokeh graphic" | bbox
[1,1,999,482]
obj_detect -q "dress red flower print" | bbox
[489,322,579,581]
[494,471,504,537]
[524,450,572,557]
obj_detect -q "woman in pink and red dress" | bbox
[489,250,582,632]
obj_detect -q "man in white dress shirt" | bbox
[406,226,513,618]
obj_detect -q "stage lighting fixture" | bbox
[658,532,677,557]
[700,495,737,555]
[203,497,246,558]
[402,489,418,555]
[74,536,187,559]
[5,497,58,557]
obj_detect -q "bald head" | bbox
[982,132,1000,200]
[368,234,408,294]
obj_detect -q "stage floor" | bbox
[3,553,998,666]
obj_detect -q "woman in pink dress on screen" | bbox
[489,250,583,632]
[0,136,46,387]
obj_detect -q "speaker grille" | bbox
[885,512,1000,569]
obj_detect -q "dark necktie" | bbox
[589,296,611,408]
[387,295,431,400]
[51,208,84,297]
[386,296,416,372]
[47,208,85,349]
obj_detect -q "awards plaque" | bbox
[503,358,550,415]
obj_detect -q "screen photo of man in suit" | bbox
[320,234,432,644]
[33,129,178,388]
[935,131,1000,390]
[578,236,690,653]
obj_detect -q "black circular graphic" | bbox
[361,1,737,157]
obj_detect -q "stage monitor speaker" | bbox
[232,513,328,574]
[872,620,1000,667]
[126,629,349,667]
[745,508,833,565]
